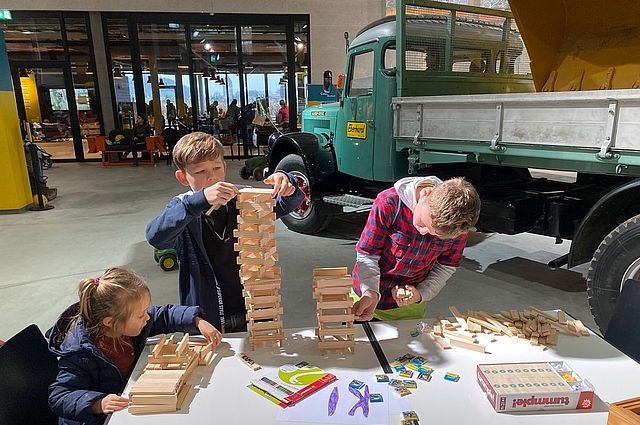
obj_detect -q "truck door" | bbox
[335,46,376,180]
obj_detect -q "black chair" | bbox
[605,279,640,363]
[0,324,59,425]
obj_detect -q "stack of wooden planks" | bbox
[128,334,214,414]
[234,188,284,350]
[428,306,590,353]
[312,267,355,354]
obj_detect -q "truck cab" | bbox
[269,2,533,234]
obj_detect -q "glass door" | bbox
[11,63,84,160]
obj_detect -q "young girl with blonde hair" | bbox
[48,268,221,425]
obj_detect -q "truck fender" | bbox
[569,178,640,267]
[268,132,337,186]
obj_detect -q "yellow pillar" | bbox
[0,31,32,213]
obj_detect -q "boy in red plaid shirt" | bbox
[352,176,480,321]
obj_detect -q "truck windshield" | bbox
[348,50,374,97]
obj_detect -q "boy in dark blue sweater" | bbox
[146,132,304,334]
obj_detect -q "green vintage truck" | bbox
[267,0,640,331]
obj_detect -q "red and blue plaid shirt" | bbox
[352,187,468,310]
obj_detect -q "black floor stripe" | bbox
[362,322,392,373]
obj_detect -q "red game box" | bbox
[477,362,594,412]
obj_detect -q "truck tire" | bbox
[239,165,252,180]
[275,154,333,234]
[587,214,640,332]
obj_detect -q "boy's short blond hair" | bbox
[427,177,481,238]
[172,132,224,170]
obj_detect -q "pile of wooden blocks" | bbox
[234,188,284,350]
[429,306,590,353]
[128,334,213,414]
[607,397,640,425]
[312,267,355,354]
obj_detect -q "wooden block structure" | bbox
[608,397,640,425]
[431,306,592,354]
[312,267,355,354]
[233,188,284,350]
[128,334,214,414]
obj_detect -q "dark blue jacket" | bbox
[145,172,304,331]
[48,303,203,425]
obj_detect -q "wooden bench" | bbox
[87,136,164,166]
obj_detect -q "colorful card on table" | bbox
[370,393,384,403]
[375,374,390,383]
[249,361,336,407]
[399,370,414,379]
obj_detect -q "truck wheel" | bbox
[253,167,264,181]
[239,165,252,180]
[587,214,640,332]
[159,254,178,271]
[275,154,333,234]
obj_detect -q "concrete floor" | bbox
[0,159,597,341]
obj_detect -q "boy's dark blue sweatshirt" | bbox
[145,172,304,331]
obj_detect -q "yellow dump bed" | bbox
[509,0,640,91]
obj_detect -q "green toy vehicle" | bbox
[153,248,178,271]
[239,155,268,181]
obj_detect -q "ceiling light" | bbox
[204,43,212,51]
[178,64,189,69]
[192,31,200,37]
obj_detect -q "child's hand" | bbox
[353,290,380,321]
[392,285,422,307]
[203,182,240,208]
[195,317,222,350]
[92,394,129,414]
[264,172,296,197]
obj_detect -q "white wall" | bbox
[3,0,386,83]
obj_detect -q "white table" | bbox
[107,320,640,425]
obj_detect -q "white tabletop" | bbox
[369,320,640,424]
[106,320,640,425]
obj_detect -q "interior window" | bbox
[383,46,396,70]
[348,50,374,97]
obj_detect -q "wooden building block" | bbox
[129,403,177,415]
[433,335,452,349]
[237,352,262,371]
[130,393,178,406]
[176,334,189,357]
[608,397,640,425]
[442,329,477,344]
[448,337,486,353]
[313,267,355,354]
[313,267,349,276]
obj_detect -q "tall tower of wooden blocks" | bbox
[234,188,284,350]
[313,267,355,354]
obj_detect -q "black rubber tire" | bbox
[239,165,252,180]
[159,255,178,271]
[276,154,333,234]
[253,167,264,181]
[587,214,640,333]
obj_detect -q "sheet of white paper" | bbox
[277,373,411,425]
